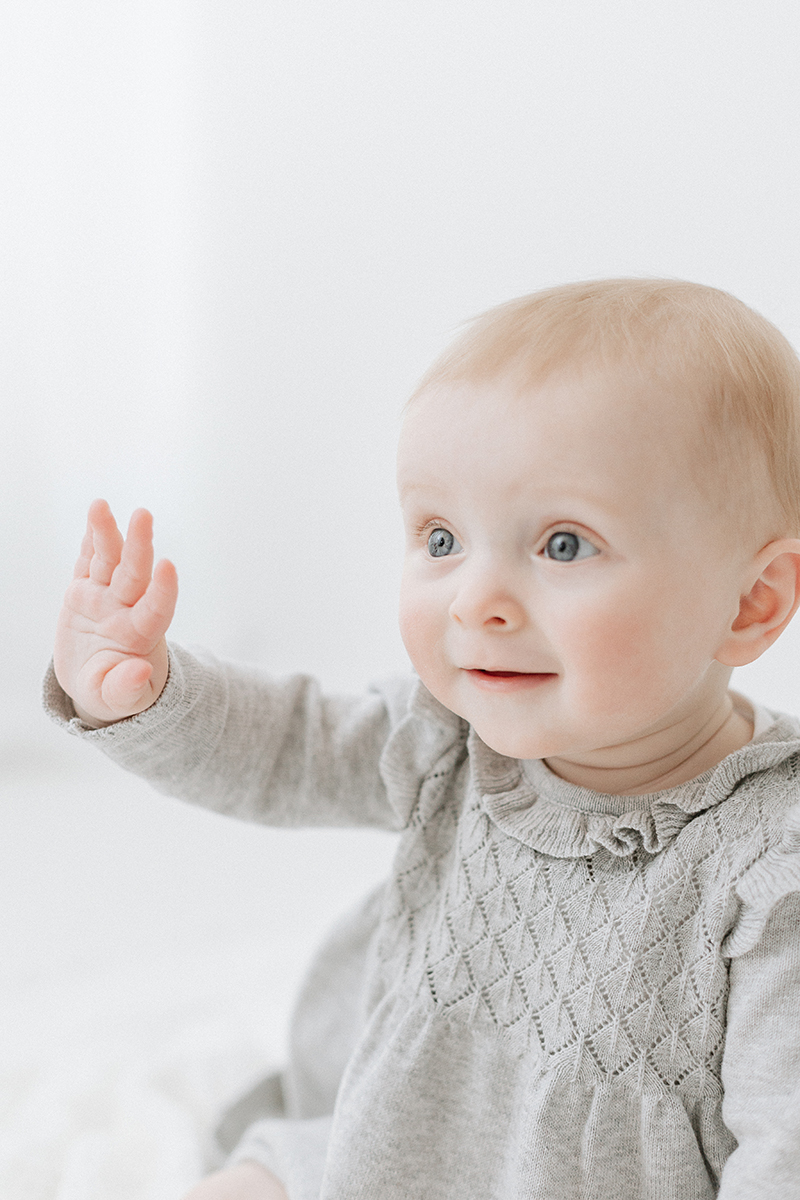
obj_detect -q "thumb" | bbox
[100,657,156,714]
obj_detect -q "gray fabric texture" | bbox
[44,645,800,1199]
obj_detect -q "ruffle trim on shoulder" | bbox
[467,718,800,859]
[722,798,800,957]
[378,679,469,826]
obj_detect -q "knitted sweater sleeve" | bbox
[43,641,417,830]
[717,801,800,1199]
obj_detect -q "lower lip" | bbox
[464,669,557,693]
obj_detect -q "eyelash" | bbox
[416,519,451,539]
[414,521,600,556]
[538,525,587,550]
[539,526,601,558]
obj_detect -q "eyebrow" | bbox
[396,478,451,507]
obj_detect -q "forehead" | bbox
[397,367,705,521]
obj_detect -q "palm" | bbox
[54,500,178,723]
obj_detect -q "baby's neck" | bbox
[543,692,754,796]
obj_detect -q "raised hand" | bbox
[53,499,179,726]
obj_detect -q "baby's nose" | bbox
[448,562,526,630]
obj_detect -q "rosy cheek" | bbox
[573,613,629,675]
[557,602,661,693]
[398,587,438,670]
[569,598,689,725]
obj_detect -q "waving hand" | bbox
[54,500,178,726]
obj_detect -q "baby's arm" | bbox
[720,888,800,1196]
[53,499,178,726]
[181,1162,288,1200]
[48,501,420,829]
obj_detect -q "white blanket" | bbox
[1,945,285,1199]
[1,750,396,1199]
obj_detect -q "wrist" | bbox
[70,700,126,729]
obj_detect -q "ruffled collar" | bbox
[404,681,800,858]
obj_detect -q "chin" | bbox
[473,725,551,761]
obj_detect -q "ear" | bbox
[716,539,800,667]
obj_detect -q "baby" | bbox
[48,279,800,1199]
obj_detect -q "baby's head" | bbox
[396,279,800,790]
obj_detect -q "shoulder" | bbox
[376,677,470,823]
[721,737,800,957]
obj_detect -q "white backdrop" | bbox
[4,5,800,1193]
[5,0,800,753]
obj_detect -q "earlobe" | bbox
[716,539,800,667]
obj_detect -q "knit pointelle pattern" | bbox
[378,711,800,1102]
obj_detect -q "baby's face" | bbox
[397,366,751,766]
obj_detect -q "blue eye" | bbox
[427,528,461,557]
[543,531,598,561]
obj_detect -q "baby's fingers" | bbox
[73,515,96,580]
[110,508,156,605]
[85,499,124,586]
[131,557,179,644]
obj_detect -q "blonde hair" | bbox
[412,279,800,539]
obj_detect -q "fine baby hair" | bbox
[414,278,800,541]
[48,278,800,1200]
